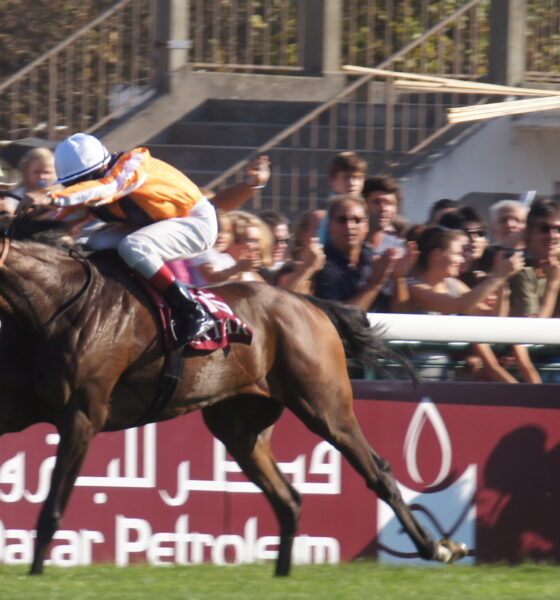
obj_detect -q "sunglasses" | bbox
[463,228,486,238]
[536,223,560,234]
[333,216,366,225]
[274,237,290,245]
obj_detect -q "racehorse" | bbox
[0,216,467,575]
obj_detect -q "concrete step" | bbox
[180,98,461,128]
[192,99,320,124]
[169,121,437,151]
[147,144,402,180]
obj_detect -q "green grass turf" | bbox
[1,561,559,600]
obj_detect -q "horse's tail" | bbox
[304,295,418,383]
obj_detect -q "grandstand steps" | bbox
[145,96,465,219]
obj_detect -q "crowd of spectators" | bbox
[2,146,559,384]
[186,150,559,384]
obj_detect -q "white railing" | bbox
[371,313,560,345]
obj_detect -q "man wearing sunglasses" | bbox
[312,195,398,311]
[509,198,560,318]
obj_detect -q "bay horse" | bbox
[0,216,467,575]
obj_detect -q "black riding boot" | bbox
[163,281,215,345]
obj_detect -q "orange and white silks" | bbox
[50,148,203,226]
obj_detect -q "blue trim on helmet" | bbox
[54,152,111,186]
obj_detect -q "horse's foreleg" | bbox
[203,403,301,576]
[289,389,467,564]
[30,407,95,575]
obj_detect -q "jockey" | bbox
[49,132,218,345]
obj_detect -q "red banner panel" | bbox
[1,381,559,567]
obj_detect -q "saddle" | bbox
[139,280,253,354]
[133,269,253,426]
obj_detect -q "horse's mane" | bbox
[3,211,75,250]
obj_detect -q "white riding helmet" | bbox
[54,133,111,185]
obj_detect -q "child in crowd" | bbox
[327,151,367,196]
[10,147,58,214]
[318,152,367,245]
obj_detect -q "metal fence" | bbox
[0,0,154,143]
[187,0,490,76]
[189,0,301,72]
[341,0,489,75]
[205,0,491,217]
[526,0,560,81]
[0,0,558,148]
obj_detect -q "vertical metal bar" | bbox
[131,0,140,85]
[245,0,253,65]
[263,0,271,66]
[29,69,38,136]
[290,129,300,215]
[10,81,19,139]
[212,0,221,64]
[309,117,319,210]
[400,85,409,152]
[48,56,57,139]
[272,163,281,213]
[365,77,374,153]
[98,24,107,122]
[384,78,395,161]
[366,1,376,68]
[229,0,238,65]
[348,0,357,66]
[385,0,393,59]
[403,0,411,48]
[65,45,74,134]
[328,104,337,149]
[146,0,156,82]
[346,91,356,152]
[453,20,461,75]
[279,0,287,65]
[81,35,90,131]
[194,0,203,63]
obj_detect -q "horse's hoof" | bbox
[435,539,468,563]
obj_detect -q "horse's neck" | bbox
[0,243,85,327]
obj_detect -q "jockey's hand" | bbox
[245,155,270,189]
[16,191,49,216]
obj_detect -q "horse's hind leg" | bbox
[287,380,466,563]
[202,398,301,576]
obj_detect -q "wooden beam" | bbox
[342,64,560,97]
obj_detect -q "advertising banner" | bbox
[1,381,559,567]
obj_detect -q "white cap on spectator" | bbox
[54,133,111,185]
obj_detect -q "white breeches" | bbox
[86,197,218,278]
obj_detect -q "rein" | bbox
[43,248,93,328]
[0,222,93,328]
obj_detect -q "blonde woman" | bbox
[227,210,273,282]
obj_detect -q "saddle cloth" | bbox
[140,283,253,353]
